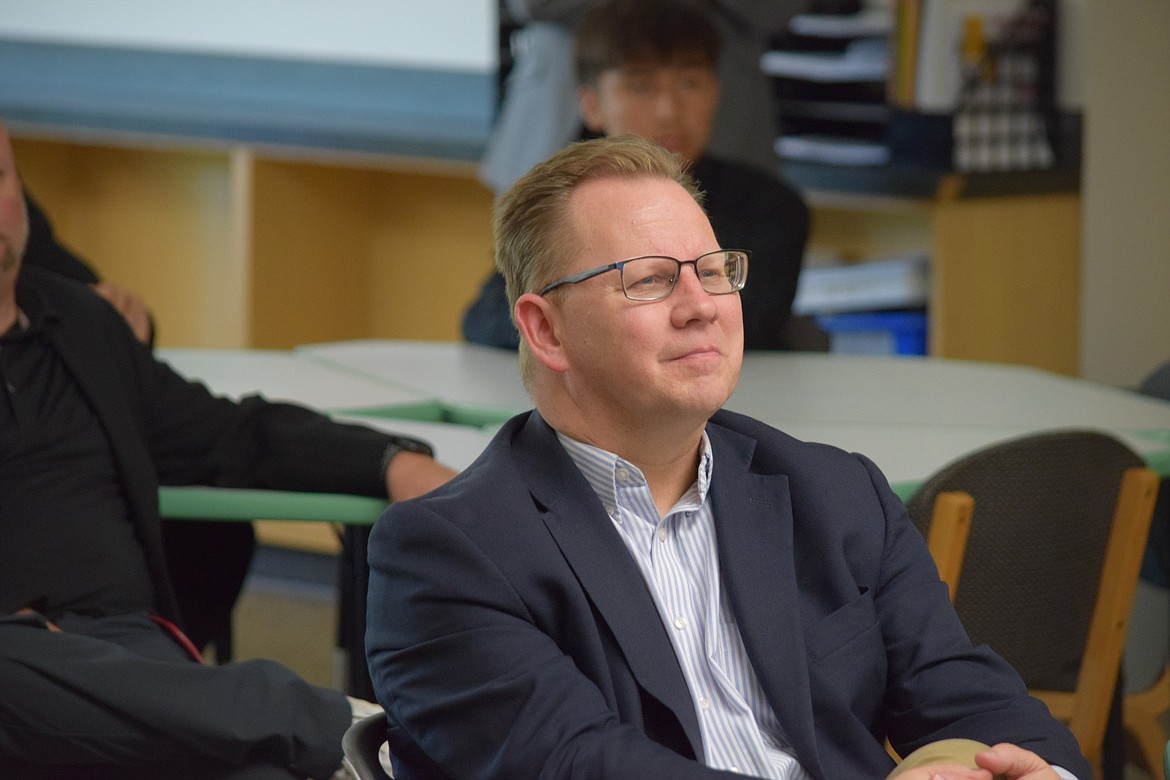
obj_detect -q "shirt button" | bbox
[699,697,711,711]
[616,467,631,482]
[673,616,687,630]
[657,529,667,542]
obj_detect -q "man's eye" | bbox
[629,273,670,289]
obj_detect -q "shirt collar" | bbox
[556,430,714,514]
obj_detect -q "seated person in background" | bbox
[21,187,249,655]
[0,119,458,779]
[366,135,1090,780]
[463,0,810,351]
[478,0,802,194]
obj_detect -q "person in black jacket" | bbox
[0,119,456,779]
[20,187,254,656]
[463,0,810,351]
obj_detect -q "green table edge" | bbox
[331,400,446,422]
[160,486,386,525]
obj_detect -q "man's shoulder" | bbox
[709,408,874,479]
[401,412,545,506]
[694,155,808,218]
[17,264,117,325]
[21,262,85,292]
[31,265,145,338]
[694,154,787,192]
[376,412,563,555]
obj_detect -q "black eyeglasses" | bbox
[537,249,749,301]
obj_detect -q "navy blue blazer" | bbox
[366,409,1089,780]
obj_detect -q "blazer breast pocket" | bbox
[804,590,887,726]
[804,590,880,665]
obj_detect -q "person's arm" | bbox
[383,449,458,502]
[91,280,152,345]
[366,501,747,779]
[95,309,451,500]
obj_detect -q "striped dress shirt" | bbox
[558,432,812,780]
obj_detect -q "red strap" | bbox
[150,613,206,663]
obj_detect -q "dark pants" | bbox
[0,611,349,779]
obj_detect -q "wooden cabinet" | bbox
[13,134,496,350]
[792,164,1081,375]
[14,133,1080,375]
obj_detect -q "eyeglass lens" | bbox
[622,251,746,301]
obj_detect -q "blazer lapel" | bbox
[514,413,706,758]
[707,424,824,779]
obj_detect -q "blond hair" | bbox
[494,135,703,383]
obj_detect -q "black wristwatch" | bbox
[380,438,433,476]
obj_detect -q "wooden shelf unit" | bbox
[13,134,497,350]
[14,133,1080,375]
[794,165,1081,376]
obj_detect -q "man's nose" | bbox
[653,87,680,118]
[674,262,712,298]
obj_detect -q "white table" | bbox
[300,341,1170,498]
[157,347,442,419]
[298,339,530,425]
[158,341,1170,694]
[726,353,1170,497]
[731,352,1170,430]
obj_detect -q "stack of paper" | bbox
[792,254,931,315]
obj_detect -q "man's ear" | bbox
[515,292,571,372]
[578,85,606,135]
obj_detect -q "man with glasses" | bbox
[365,135,1089,780]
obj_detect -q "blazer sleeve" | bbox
[366,500,745,780]
[857,456,1092,779]
[105,329,419,499]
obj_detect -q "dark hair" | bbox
[575,0,722,87]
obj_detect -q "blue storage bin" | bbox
[814,311,928,356]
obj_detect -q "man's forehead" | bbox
[571,174,690,210]
[566,175,712,247]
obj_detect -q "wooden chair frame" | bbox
[924,467,1160,776]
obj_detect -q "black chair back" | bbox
[905,429,1143,691]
